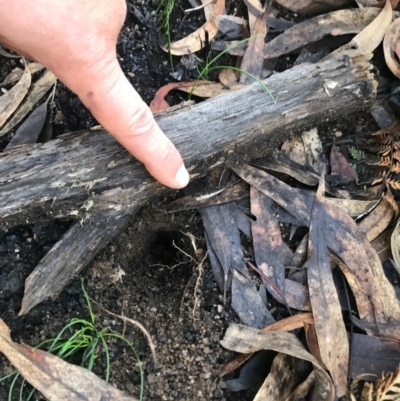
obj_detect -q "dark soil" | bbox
[0,1,393,400]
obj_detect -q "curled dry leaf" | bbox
[212,8,381,58]
[2,62,45,86]
[149,81,209,112]
[0,69,56,136]
[219,68,239,87]
[0,319,136,401]
[371,228,393,262]
[165,181,248,212]
[0,63,31,129]
[356,0,399,7]
[330,144,358,183]
[301,128,323,171]
[304,322,323,365]
[233,164,400,331]
[285,371,316,401]
[281,135,307,165]
[221,324,335,401]
[328,0,392,60]
[253,152,320,186]
[391,217,400,271]
[274,0,352,14]
[328,198,379,218]
[0,45,21,58]
[254,354,297,401]
[177,82,244,98]
[201,0,215,20]
[220,313,314,377]
[306,171,349,397]
[6,100,49,149]
[384,17,400,78]
[164,0,225,55]
[358,194,396,241]
[267,7,382,59]
[213,15,247,39]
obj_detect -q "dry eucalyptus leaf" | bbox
[244,0,263,18]
[328,199,379,218]
[351,333,400,379]
[383,17,400,78]
[0,64,31,129]
[177,82,244,97]
[213,15,247,39]
[330,144,358,183]
[356,0,399,7]
[165,181,248,212]
[214,8,382,58]
[219,68,239,87]
[306,172,349,397]
[0,319,137,401]
[285,371,316,401]
[0,69,56,136]
[358,194,396,241]
[149,81,209,112]
[163,0,225,55]
[274,0,352,14]
[2,62,45,86]
[301,128,323,171]
[253,152,320,186]
[220,313,314,377]
[391,217,400,271]
[250,187,293,306]
[231,269,275,329]
[267,8,382,59]
[263,313,314,332]
[201,0,215,20]
[239,7,269,84]
[330,253,375,324]
[6,100,48,149]
[220,324,335,401]
[281,135,307,165]
[371,229,393,262]
[233,164,400,330]
[254,354,297,401]
[0,45,21,58]
[328,0,392,60]
[247,1,260,34]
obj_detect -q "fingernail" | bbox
[175,164,190,188]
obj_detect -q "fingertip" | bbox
[174,164,190,188]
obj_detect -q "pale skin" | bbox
[0,0,190,189]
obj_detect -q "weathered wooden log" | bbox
[0,54,376,229]
[0,54,376,314]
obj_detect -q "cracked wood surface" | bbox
[0,55,376,231]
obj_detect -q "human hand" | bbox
[0,0,189,189]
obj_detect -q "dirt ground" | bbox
[0,1,389,400]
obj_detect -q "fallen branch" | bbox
[0,54,377,313]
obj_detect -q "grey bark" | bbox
[0,55,377,314]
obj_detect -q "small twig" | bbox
[245,259,283,297]
[192,251,209,319]
[90,299,157,367]
[185,0,214,13]
[173,240,194,261]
